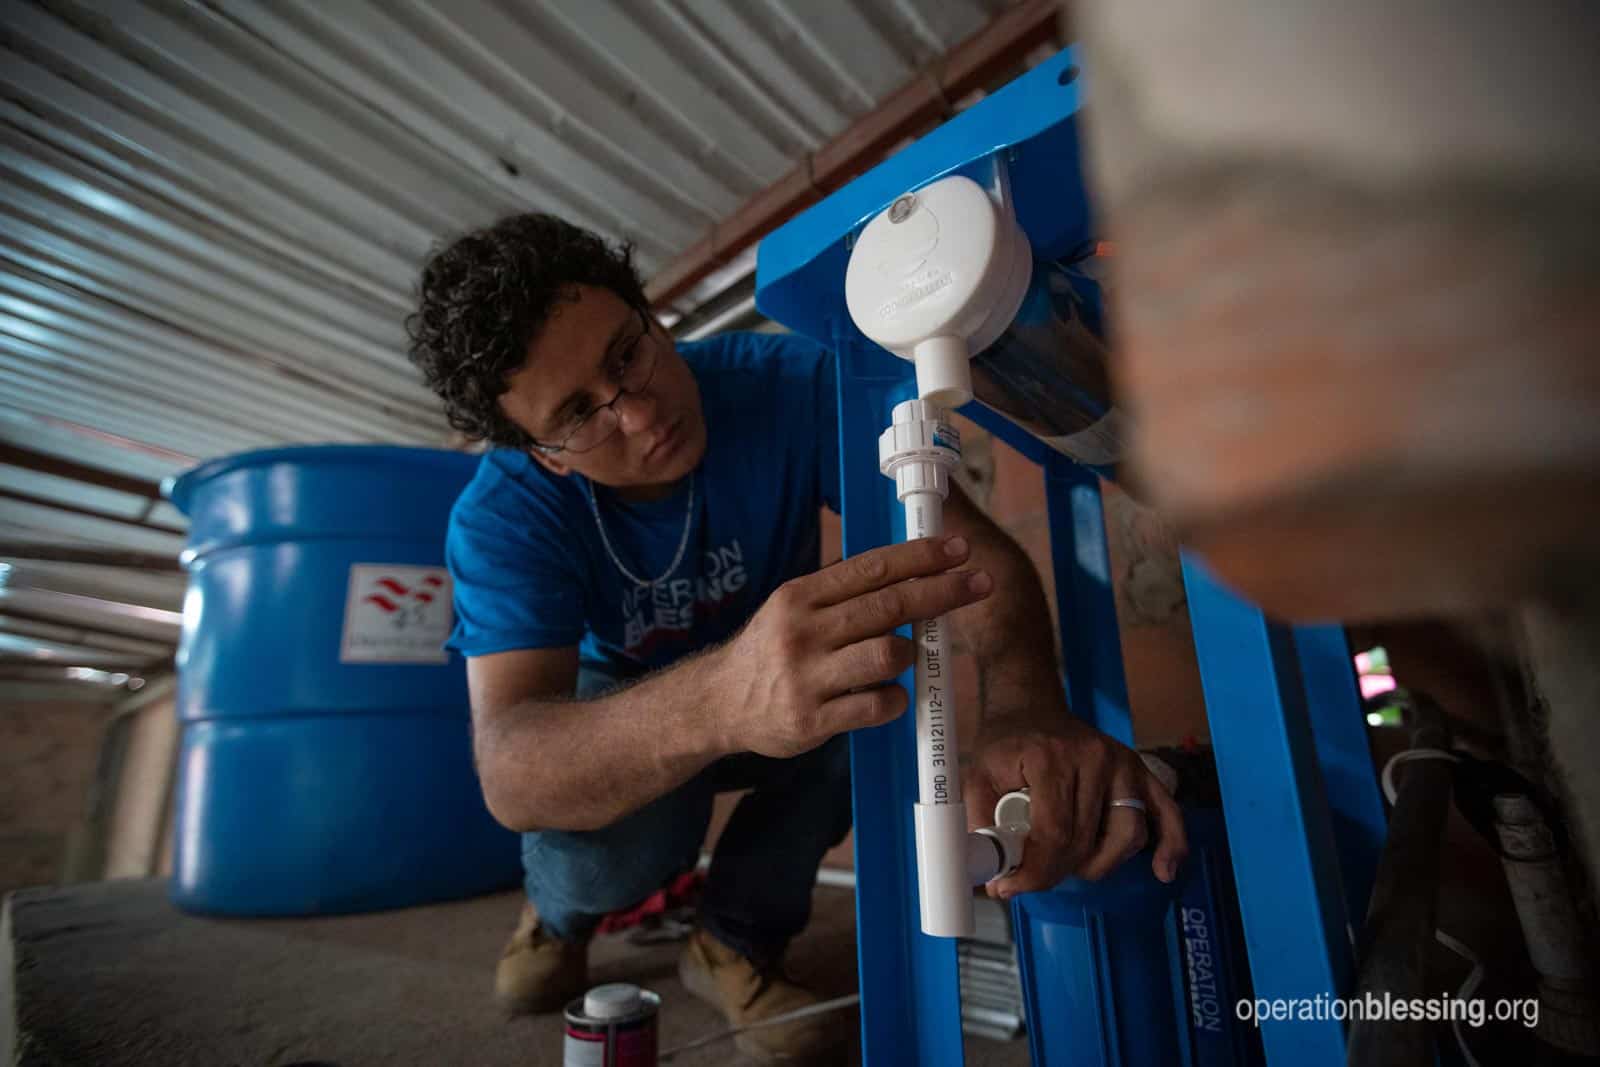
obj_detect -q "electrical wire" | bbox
[1380,747,1461,805]
[1436,930,1486,1067]
[658,994,861,1061]
[1378,747,1486,1066]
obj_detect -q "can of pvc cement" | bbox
[563,983,660,1067]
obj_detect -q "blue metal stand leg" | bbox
[1018,458,1197,1066]
[836,336,964,1067]
[1043,454,1133,746]
[1292,625,1386,928]
[1181,555,1355,1066]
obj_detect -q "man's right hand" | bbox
[711,535,991,758]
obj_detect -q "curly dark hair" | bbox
[405,213,648,448]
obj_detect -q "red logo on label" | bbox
[363,574,442,612]
[362,574,445,628]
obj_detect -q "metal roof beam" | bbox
[0,488,183,538]
[0,611,175,656]
[0,542,181,574]
[0,586,182,641]
[645,0,1060,306]
[0,410,194,482]
[0,497,187,556]
[0,631,163,668]
[0,443,163,502]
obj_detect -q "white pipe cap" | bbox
[916,802,975,938]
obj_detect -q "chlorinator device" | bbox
[858,173,1046,937]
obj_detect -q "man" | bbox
[406,214,1186,1062]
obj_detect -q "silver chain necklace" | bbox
[587,473,696,587]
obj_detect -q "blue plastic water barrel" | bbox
[166,445,519,915]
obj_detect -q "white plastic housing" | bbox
[845,174,1033,408]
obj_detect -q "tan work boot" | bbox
[494,901,589,1015]
[678,929,846,1064]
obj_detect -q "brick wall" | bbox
[0,695,115,895]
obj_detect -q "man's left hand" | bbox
[964,719,1188,898]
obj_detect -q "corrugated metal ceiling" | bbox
[0,0,1031,687]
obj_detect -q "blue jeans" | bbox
[522,663,853,965]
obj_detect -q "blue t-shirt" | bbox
[445,331,841,674]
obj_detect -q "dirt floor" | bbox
[4,879,1032,1066]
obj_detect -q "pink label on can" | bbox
[562,1022,656,1067]
[612,1024,657,1066]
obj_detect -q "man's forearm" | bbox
[477,647,734,832]
[961,544,1068,727]
[942,489,1069,729]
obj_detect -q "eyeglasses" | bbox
[530,308,662,454]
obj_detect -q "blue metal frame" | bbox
[1041,453,1133,746]
[836,333,965,1067]
[757,44,1387,1067]
[1012,858,1191,1067]
[1181,557,1368,1064]
[1294,625,1387,918]
[770,52,1097,1067]
[1031,453,1166,1064]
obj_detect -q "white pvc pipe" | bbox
[903,489,974,938]
[904,490,959,809]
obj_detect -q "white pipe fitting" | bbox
[967,789,1032,885]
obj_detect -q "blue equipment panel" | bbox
[166,446,521,915]
[1014,809,1262,1067]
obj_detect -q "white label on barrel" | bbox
[339,564,453,664]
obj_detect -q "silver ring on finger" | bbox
[1109,797,1147,813]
